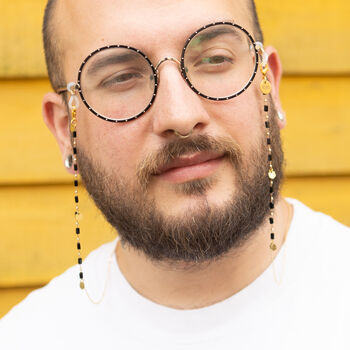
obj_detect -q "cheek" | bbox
[204,91,264,150]
[77,109,149,175]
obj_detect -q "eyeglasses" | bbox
[57,21,268,123]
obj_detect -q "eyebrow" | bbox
[85,28,245,75]
[86,52,140,76]
[190,27,243,46]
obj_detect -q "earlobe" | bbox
[42,92,74,173]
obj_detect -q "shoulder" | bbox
[281,199,350,334]
[287,197,350,241]
[286,198,350,285]
[0,239,117,347]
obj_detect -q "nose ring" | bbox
[174,130,193,139]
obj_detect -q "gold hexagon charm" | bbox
[260,79,272,95]
[268,168,277,180]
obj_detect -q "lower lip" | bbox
[156,156,224,183]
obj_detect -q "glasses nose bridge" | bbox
[155,57,182,77]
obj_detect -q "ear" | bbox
[42,92,74,174]
[265,46,286,129]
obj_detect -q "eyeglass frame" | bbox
[56,21,266,123]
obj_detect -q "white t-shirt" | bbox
[1,199,349,349]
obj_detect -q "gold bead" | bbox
[75,211,82,221]
[268,168,277,180]
[270,242,277,251]
[70,122,77,133]
[80,281,85,289]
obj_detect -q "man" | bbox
[0,0,349,349]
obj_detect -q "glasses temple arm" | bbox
[56,87,68,94]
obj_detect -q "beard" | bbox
[77,103,284,264]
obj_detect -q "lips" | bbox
[154,151,225,183]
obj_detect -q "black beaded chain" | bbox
[68,88,114,304]
[263,100,277,252]
[70,106,85,290]
[258,53,278,252]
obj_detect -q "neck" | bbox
[116,197,293,310]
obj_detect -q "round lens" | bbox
[182,24,258,100]
[78,46,157,122]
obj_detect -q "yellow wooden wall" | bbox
[0,0,349,318]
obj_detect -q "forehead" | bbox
[58,0,253,72]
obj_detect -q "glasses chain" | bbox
[259,59,277,252]
[70,107,85,290]
[70,97,112,304]
[264,99,277,252]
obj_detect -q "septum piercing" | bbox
[174,130,193,139]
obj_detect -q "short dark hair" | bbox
[42,0,63,91]
[249,0,264,43]
[42,0,264,91]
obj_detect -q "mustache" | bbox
[136,134,243,188]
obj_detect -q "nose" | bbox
[155,57,181,71]
[151,58,211,138]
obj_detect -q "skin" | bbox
[43,0,292,309]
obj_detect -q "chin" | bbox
[154,175,235,218]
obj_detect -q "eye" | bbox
[101,71,143,89]
[195,55,233,66]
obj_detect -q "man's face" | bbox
[56,0,284,262]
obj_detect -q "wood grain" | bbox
[0,0,349,77]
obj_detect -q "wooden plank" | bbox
[0,0,349,77]
[256,0,350,74]
[0,185,115,287]
[280,76,350,176]
[0,1,47,77]
[0,287,39,319]
[0,177,349,287]
[0,77,349,185]
[283,176,350,227]
[0,80,70,184]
